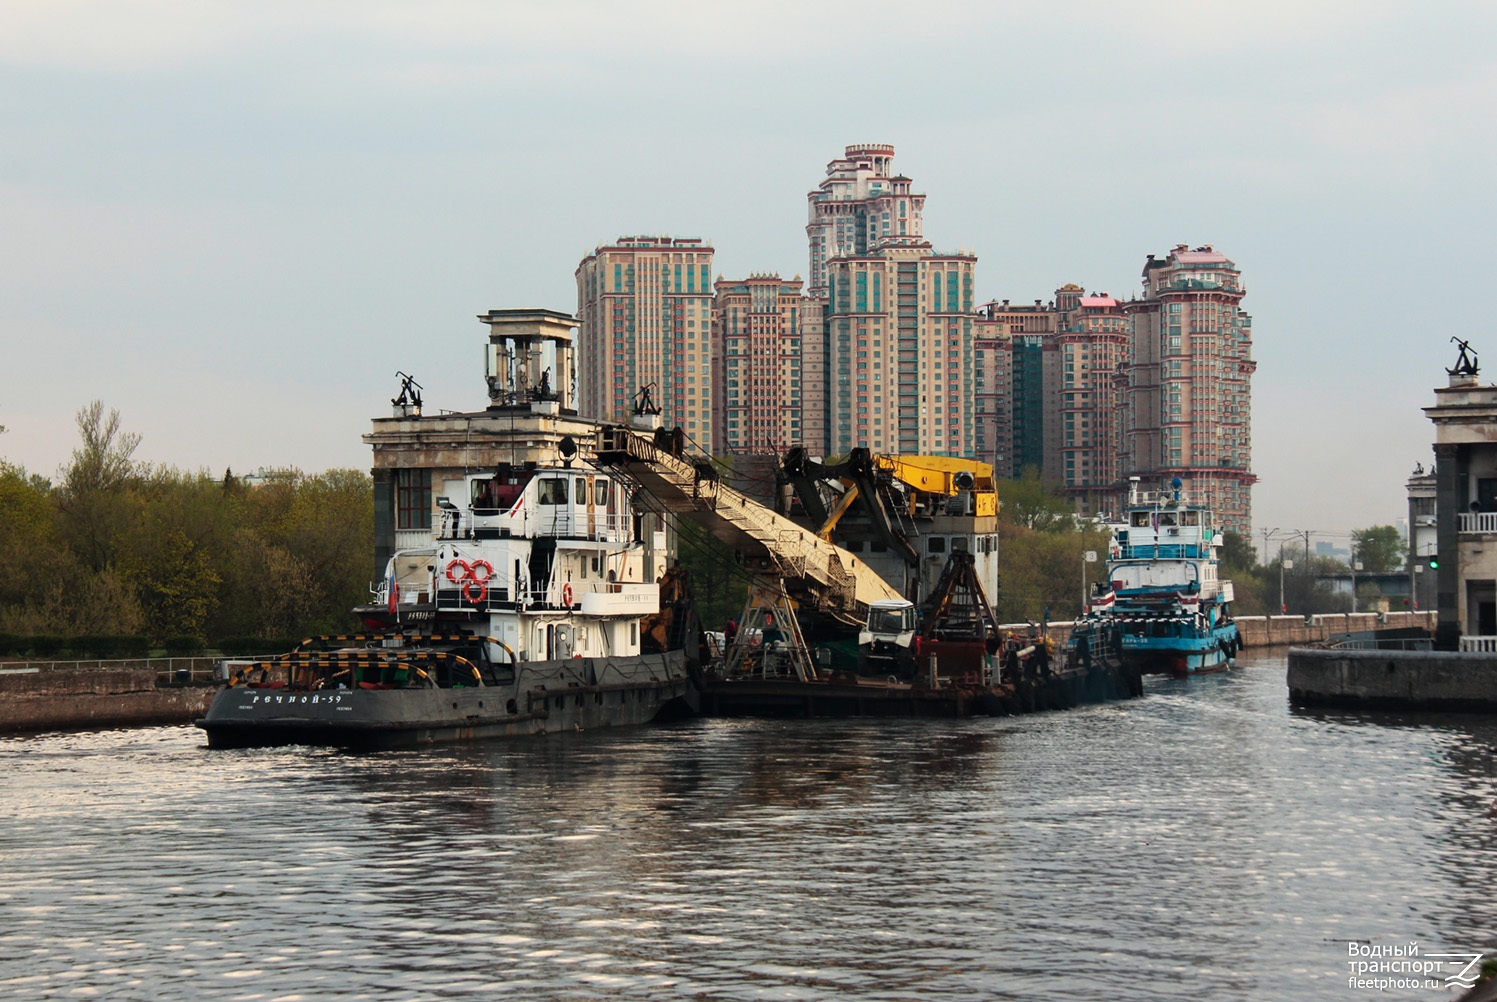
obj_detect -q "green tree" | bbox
[0,568,146,638]
[210,531,319,640]
[0,418,382,644]
[1268,546,1351,616]
[0,463,55,606]
[57,402,142,573]
[997,468,1076,533]
[126,528,221,641]
[1219,530,1257,574]
[995,524,1113,623]
[217,468,374,635]
[1351,524,1408,573]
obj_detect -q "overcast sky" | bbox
[3,1,1493,550]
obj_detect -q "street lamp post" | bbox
[1280,553,1293,615]
[1350,541,1360,615]
[1082,549,1097,611]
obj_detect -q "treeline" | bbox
[1217,524,1408,617]
[0,403,373,653]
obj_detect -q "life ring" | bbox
[445,558,471,583]
[561,583,574,606]
[469,559,494,584]
[463,579,488,604]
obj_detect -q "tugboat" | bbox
[197,451,701,749]
[1074,476,1240,675]
[199,308,708,749]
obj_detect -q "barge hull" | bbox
[704,663,1141,720]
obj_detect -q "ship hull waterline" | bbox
[197,652,697,751]
[1119,627,1238,676]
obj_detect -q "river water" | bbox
[2,654,1495,1001]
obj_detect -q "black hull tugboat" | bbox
[198,310,702,750]
[197,457,702,750]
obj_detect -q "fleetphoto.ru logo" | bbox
[1345,940,1485,992]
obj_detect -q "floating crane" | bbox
[593,424,904,681]
[778,447,999,604]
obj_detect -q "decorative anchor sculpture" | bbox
[1447,337,1479,377]
[632,383,661,416]
[392,371,423,410]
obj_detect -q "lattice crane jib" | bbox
[594,425,901,626]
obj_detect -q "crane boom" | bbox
[594,425,902,625]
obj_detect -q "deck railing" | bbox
[1119,544,1206,560]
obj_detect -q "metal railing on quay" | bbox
[1329,638,1435,652]
[0,655,224,674]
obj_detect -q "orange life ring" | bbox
[561,583,574,606]
[469,559,494,584]
[445,558,470,583]
[463,579,488,604]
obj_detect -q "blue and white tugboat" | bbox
[1078,476,1240,675]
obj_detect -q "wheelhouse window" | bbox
[396,469,432,530]
[538,478,569,504]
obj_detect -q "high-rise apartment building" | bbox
[973,287,1127,513]
[1122,244,1255,533]
[575,236,716,450]
[975,299,1060,479]
[1057,289,1129,514]
[713,274,825,455]
[806,143,926,299]
[810,144,977,457]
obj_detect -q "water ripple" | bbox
[2,657,1495,1000]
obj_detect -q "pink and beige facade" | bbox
[1058,291,1129,514]
[823,250,977,457]
[712,274,825,456]
[805,143,927,300]
[974,299,1060,480]
[811,144,978,458]
[1121,244,1255,533]
[575,236,716,451]
[975,285,1149,519]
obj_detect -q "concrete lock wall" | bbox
[0,668,215,734]
[1288,647,1497,712]
[1233,611,1435,647]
